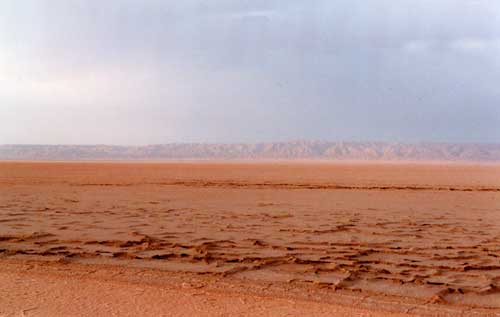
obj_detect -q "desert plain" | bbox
[1,161,500,316]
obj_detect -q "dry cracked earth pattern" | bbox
[1,162,500,315]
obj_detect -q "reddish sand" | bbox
[1,161,500,316]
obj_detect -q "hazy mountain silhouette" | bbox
[1,142,499,161]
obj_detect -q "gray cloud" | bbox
[1,0,499,144]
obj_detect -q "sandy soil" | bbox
[1,259,425,317]
[1,161,500,316]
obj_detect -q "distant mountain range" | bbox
[1,142,500,161]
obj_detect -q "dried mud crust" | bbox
[1,162,500,313]
[0,259,498,316]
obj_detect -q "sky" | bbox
[1,0,500,145]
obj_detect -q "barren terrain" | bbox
[1,162,500,316]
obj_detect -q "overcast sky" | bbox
[1,0,499,145]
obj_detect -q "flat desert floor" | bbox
[1,161,500,316]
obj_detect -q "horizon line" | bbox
[2,140,500,147]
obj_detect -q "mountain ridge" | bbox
[1,141,500,161]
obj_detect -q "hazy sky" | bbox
[1,0,500,145]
